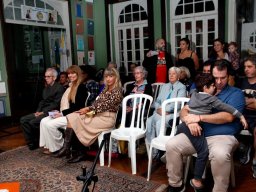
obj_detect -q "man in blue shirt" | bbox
[165,59,245,192]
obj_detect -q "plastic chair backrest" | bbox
[120,94,153,131]
[123,81,135,94]
[85,92,91,106]
[159,97,190,137]
[151,83,165,102]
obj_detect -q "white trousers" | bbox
[39,116,67,152]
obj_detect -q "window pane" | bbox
[119,41,123,50]
[208,19,215,32]
[196,20,203,33]
[126,29,131,39]
[175,36,181,47]
[4,7,14,20]
[136,51,140,60]
[133,12,139,22]
[36,1,45,8]
[185,4,193,14]
[205,1,215,11]
[141,11,147,20]
[175,5,183,15]
[127,51,132,61]
[135,39,140,49]
[144,38,149,49]
[132,4,139,12]
[143,27,148,37]
[14,8,22,20]
[175,23,181,34]
[25,0,35,7]
[134,28,139,38]
[196,34,203,46]
[125,5,131,13]
[185,0,193,3]
[125,14,132,22]
[127,40,132,50]
[196,47,202,59]
[195,2,204,13]
[185,22,192,34]
[208,33,215,45]
[119,15,124,23]
[118,30,123,40]
[14,0,23,6]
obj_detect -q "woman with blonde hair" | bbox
[55,67,123,160]
[39,65,88,154]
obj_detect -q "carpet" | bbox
[0,147,163,192]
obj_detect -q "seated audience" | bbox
[145,67,186,157]
[179,66,193,92]
[165,59,245,192]
[123,66,152,126]
[176,73,247,190]
[59,71,69,90]
[79,65,99,106]
[20,68,64,150]
[54,68,123,160]
[237,57,256,177]
[39,65,88,154]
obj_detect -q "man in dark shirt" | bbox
[20,68,64,150]
[142,38,173,84]
[237,56,256,177]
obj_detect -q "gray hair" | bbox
[134,66,148,79]
[179,66,191,79]
[46,68,58,78]
[169,66,181,76]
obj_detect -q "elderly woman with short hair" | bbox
[145,67,187,155]
[121,66,152,126]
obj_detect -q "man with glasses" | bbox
[165,59,245,192]
[20,68,64,150]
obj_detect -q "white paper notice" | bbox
[0,82,7,94]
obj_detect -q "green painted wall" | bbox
[0,21,11,116]
[153,0,162,40]
[94,0,108,68]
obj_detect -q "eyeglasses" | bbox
[44,76,53,78]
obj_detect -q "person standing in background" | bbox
[175,38,199,80]
[143,38,173,84]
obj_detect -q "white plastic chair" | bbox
[123,81,135,94]
[98,130,112,166]
[108,94,153,174]
[85,92,91,106]
[147,97,189,181]
[151,83,165,103]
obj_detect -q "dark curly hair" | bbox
[194,73,215,92]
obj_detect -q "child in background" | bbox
[228,41,240,72]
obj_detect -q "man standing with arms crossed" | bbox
[165,59,245,192]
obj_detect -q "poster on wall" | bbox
[88,51,95,65]
[21,5,57,23]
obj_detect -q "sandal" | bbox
[190,179,204,192]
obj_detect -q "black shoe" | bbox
[168,184,185,192]
[28,143,39,150]
[67,152,86,163]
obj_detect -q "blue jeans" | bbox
[176,122,209,179]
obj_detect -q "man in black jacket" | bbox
[20,68,64,150]
[142,38,173,84]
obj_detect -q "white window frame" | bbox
[170,0,218,61]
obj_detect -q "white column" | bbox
[227,0,237,42]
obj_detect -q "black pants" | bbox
[176,122,209,179]
[20,113,46,145]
